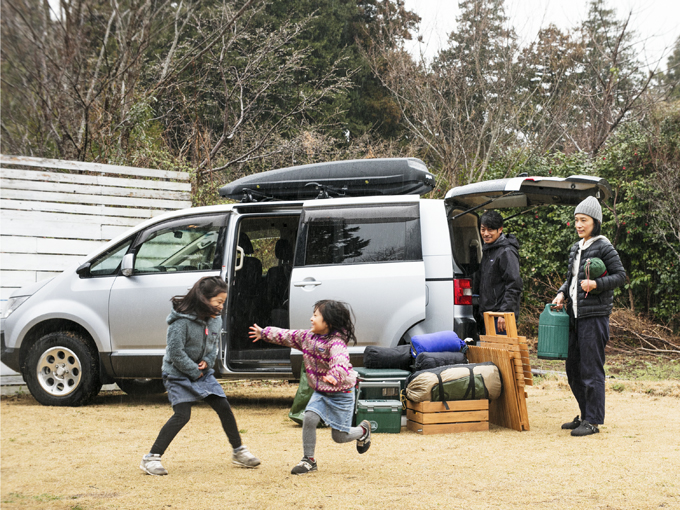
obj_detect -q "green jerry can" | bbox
[537,304,570,360]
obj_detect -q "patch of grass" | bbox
[3,492,26,504]
[34,493,63,502]
[611,383,626,392]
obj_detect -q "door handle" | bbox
[293,280,322,287]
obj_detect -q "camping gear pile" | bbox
[358,330,501,435]
[288,313,532,434]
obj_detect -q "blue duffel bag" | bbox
[410,331,467,358]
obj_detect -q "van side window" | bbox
[89,240,134,276]
[299,204,421,266]
[133,215,225,274]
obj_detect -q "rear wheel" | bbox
[23,332,102,406]
[114,378,166,396]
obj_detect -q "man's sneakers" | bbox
[356,420,372,454]
[140,453,168,476]
[232,445,261,468]
[571,420,600,437]
[291,457,318,475]
[561,415,582,430]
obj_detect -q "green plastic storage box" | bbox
[354,367,411,398]
[355,399,402,433]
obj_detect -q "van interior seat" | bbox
[266,238,294,327]
[232,232,265,349]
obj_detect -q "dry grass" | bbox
[2,377,680,510]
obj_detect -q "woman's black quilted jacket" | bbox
[557,238,626,318]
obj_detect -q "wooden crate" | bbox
[406,400,489,435]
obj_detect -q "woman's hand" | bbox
[581,279,597,293]
[552,292,565,311]
[249,324,263,342]
[198,360,207,370]
[322,374,338,385]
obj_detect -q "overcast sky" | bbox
[403,0,680,71]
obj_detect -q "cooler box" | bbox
[354,367,411,399]
[355,399,402,434]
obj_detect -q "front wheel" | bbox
[23,332,102,407]
[114,378,166,396]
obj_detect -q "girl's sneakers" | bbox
[356,420,372,454]
[140,453,168,476]
[291,457,318,475]
[232,445,261,468]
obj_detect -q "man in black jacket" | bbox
[478,211,523,334]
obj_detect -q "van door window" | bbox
[132,215,225,274]
[89,239,133,276]
[298,204,421,266]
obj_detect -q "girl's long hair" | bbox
[314,299,357,345]
[172,276,227,321]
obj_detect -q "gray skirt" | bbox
[306,390,355,433]
[163,369,226,407]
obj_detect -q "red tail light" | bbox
[454,278,473,305]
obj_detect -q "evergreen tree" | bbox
[665,35,680,101]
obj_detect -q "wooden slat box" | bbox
[406,400,489,435]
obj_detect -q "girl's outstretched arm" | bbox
[249,324,263,342]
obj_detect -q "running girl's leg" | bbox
[150,402,192,455]
[302,410,322,459]
[331,425,365,443]
[204,394,242,449]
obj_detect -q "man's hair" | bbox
[480,210,504,230]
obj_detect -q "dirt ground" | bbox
[2,373,679,510]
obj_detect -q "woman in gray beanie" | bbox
[552,195,626,437]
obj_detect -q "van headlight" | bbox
[4,296,29,319]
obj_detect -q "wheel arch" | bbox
[19,319,98,375]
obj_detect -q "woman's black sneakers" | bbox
[561,416,582,430]
[571,420,600,436]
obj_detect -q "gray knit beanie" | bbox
[574,196,602,223]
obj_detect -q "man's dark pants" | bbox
[565,315,609,425]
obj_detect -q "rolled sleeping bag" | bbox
[410,330,467,358]
[414,351,468,371]
[405,362,502,402]
[363,344,412,370]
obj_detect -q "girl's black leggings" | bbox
[150,395,242,455]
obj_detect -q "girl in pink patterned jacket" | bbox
[249,299,371,475]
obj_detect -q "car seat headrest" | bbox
[239,231,255,255]
[275,239,294,262]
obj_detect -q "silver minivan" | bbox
[1,158,611,406]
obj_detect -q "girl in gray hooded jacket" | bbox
[140,276,260,475]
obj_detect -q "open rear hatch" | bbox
[445,175,611,213]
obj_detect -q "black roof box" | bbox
[219,158,435,202]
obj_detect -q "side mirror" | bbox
[76,262,91,277]
[121,253,135,276]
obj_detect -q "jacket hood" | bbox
[482,233,520,252]
[167,309,199,325]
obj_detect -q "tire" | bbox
[23,332,102,407]
[115,378,166,396]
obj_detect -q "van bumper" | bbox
[454,317,479,342]
[1,329,21,372]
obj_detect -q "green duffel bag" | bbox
[288,365,314,425]
[405,362,502,403]
[288,365,326,427]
